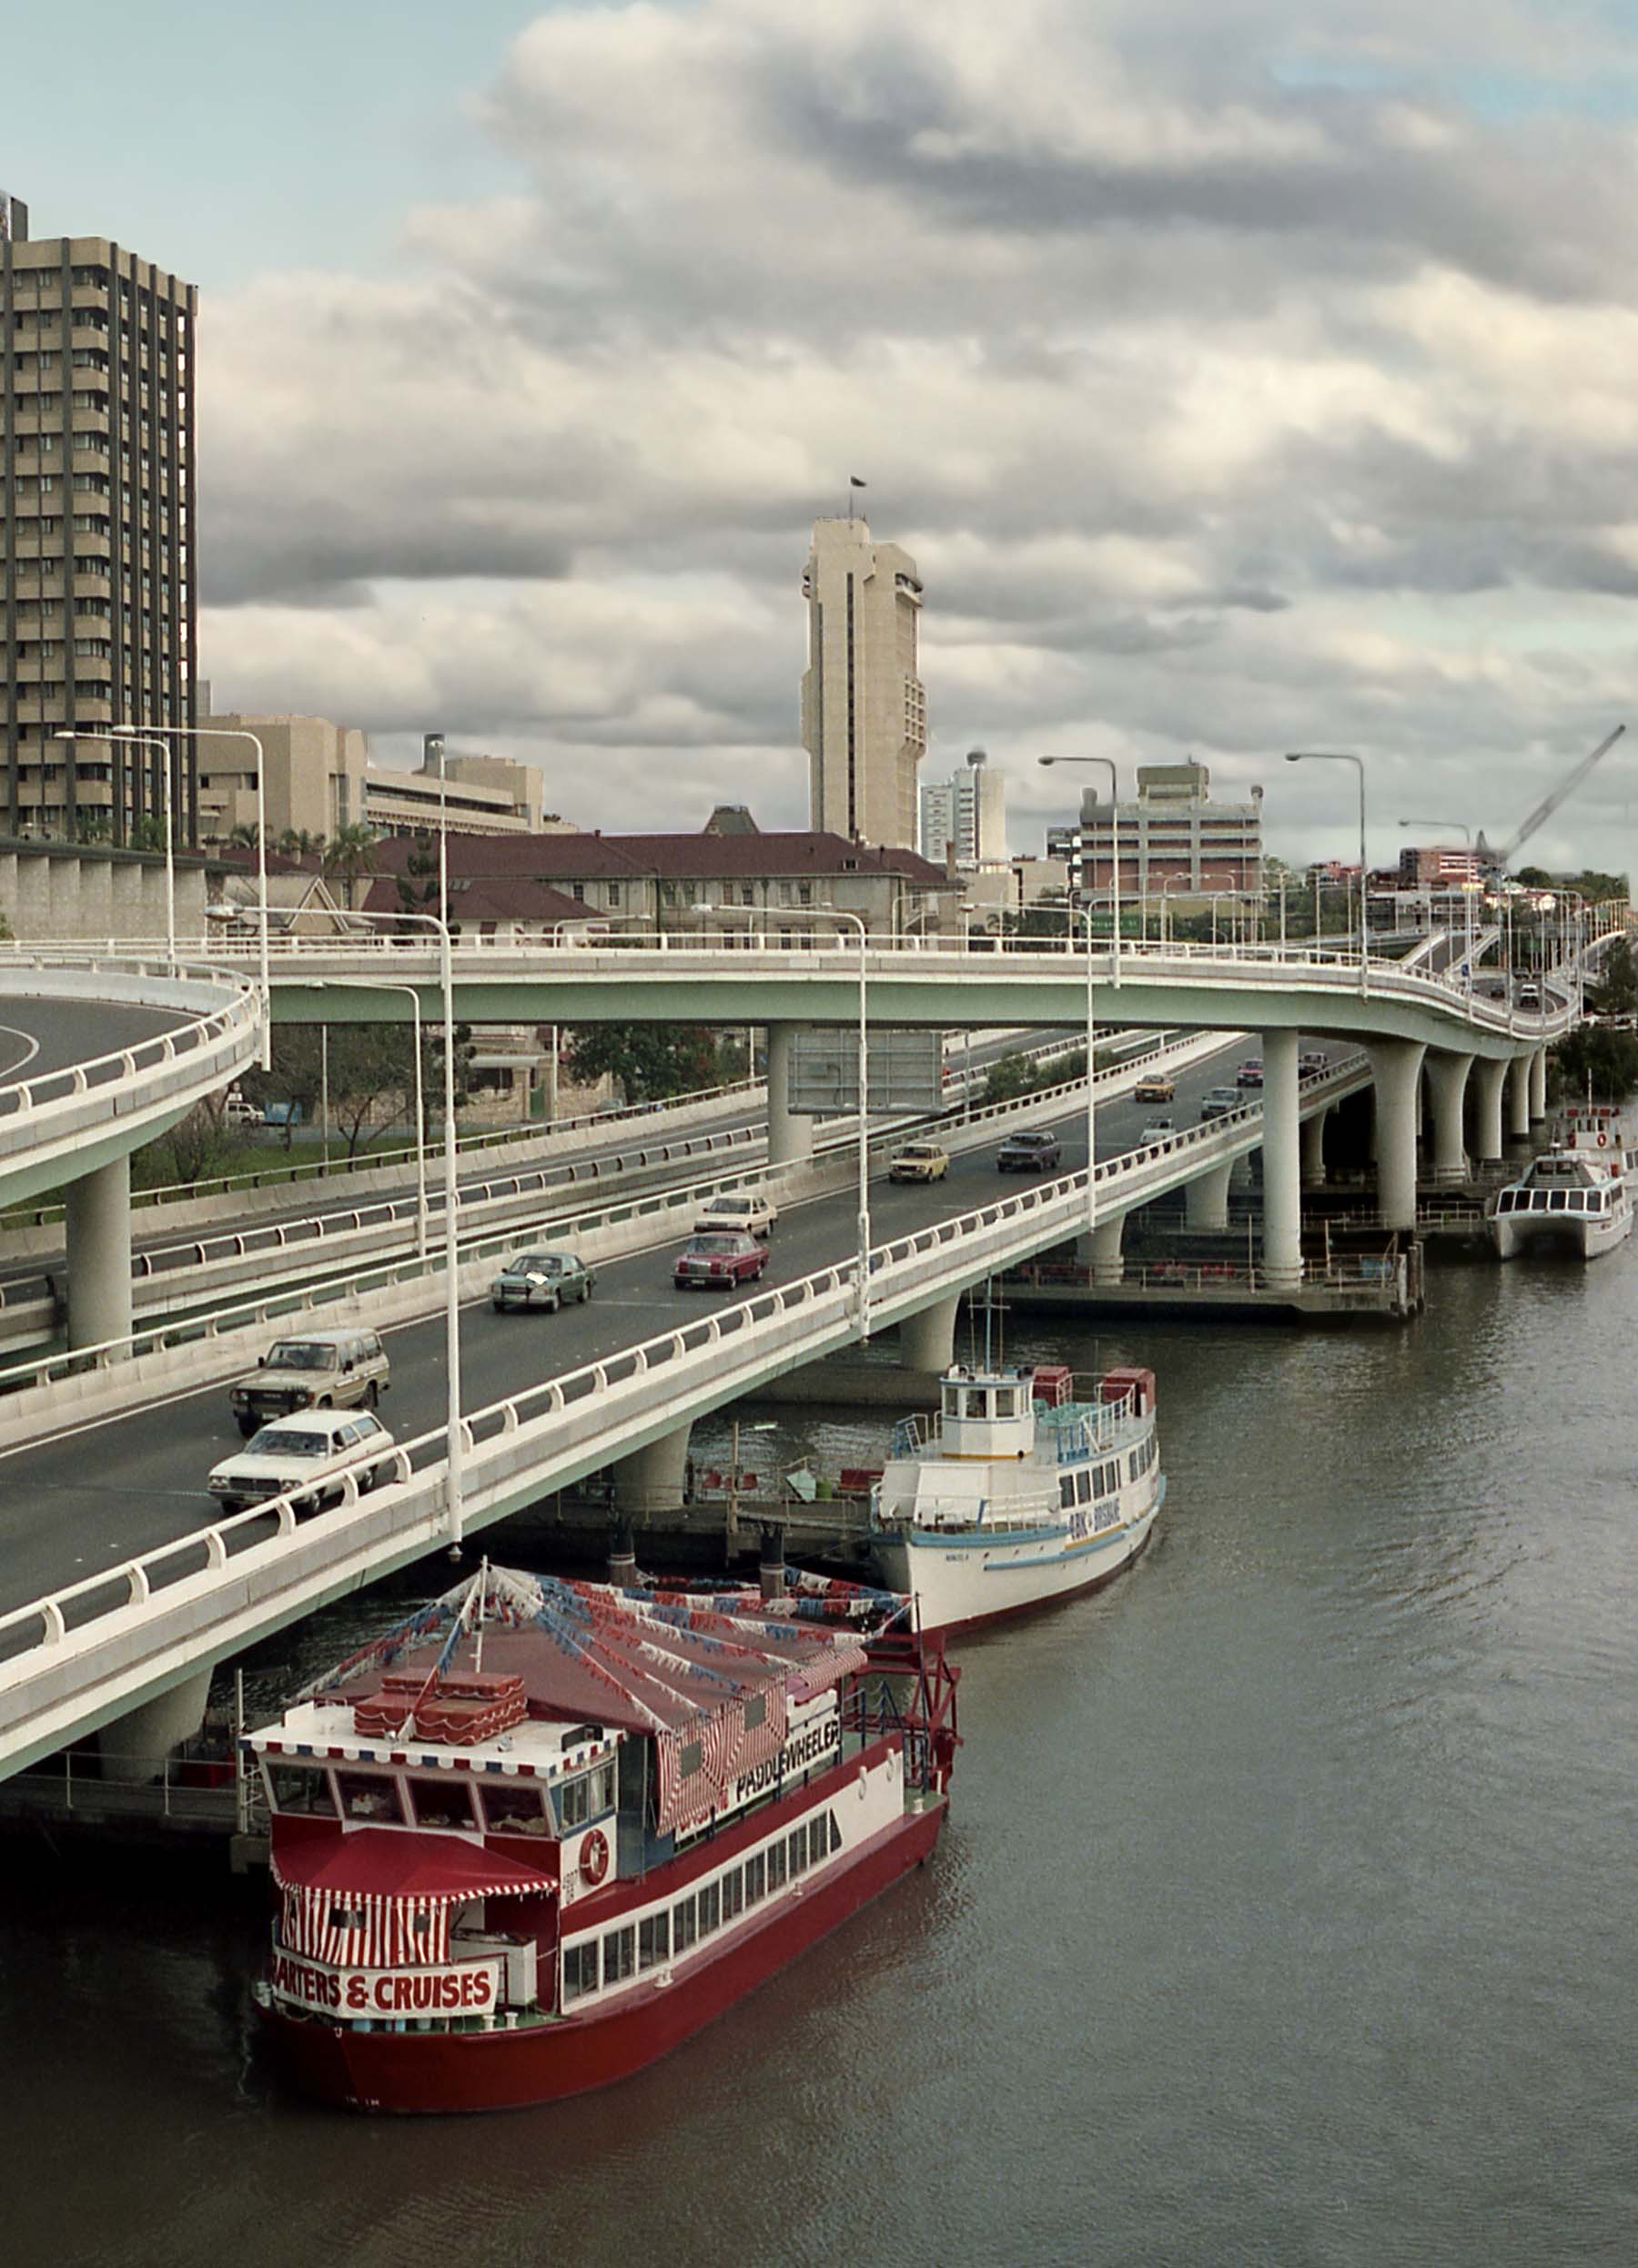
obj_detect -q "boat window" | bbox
[1076,1470,1092,1504]
[1060,1475,1076,1510]
[1550,1190,1567,1211]
[744,1851,766,1904]
[672,1896,698,1953]
[697,1880,721,1935]
[336,1770,403,1824]
[807,1817,827,1868]
[963,1390,987,1419]
[639,1912,671,1970]
[591,1760,617,1815]
[602,1926,635,1985]
[480,1781,549,1834]
[767,1839,788,1892]
[993,1388,1016,1418]
[559,1774,592,1830]
[830,1812,843,1854]
[410,1777,476,1831]
[562,1940,599,2004]
[722,1867,745,1922]
[267,1762,335,1817]
[788,1828,808,1877]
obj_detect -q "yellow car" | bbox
[889,1140,950,1183]
[1133,1072,1176,1102]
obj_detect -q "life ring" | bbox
[1598,1133,1608,1148]
[581,1827,610,1887]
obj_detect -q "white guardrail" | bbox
[0,1047,1370,1765]
[0,957,262,1172]
[0,1028,1198,1416]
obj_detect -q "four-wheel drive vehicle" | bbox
[673,1231,770,1289]
[997,1129,1064,1172]
[207,1408,397,1514]
[1299,1050,1330,1078]
[1198,1087,1243,1120]
[1235,1058,1265,1088]
[490,1250,596,1312]
[1133,1072,1176,1103]
[889,1140,951,1183]
[693,1190,778,1240]
[229,1329,389,1438]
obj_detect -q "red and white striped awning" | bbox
[273,1830,554,1967]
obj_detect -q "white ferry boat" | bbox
[1487,1139,1633,1261]
[247,1565,957,2113]
[870,1363,1164,1637]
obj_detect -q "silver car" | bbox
[207,1408,397,1516]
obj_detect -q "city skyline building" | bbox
[800,514,925,849]
[919,746,1007,866]
[1,199,198,842]
[1049,759,1264,909]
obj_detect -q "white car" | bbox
[1138,1117,1177,1145]
[693,1190,778,1240]
[207,1407,398,1515]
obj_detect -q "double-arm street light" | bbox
[1286,750,1370,997]
[55,727,177,969]
[112,723,271,1068]
[1037,755,1122,987]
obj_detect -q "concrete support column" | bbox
[1506,1053,1532,1142]
[1368,1039,1427,1230]
[1425,1050,1473,1186]
[899,1293,960,1373]
[1299,1108,1328,1190]
[1529,1046,1548,1123]
[610,1423,693,1518]
[766,1023,814,1168]
[1087,1215,1126,1286]
[1471,1058,1507,1165]
[1185,1160,1232,1230]
[97,1668,213,1786]
[65,1154,133,1352]
[1260,1029,1302,1291]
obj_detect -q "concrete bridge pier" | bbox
[1087,1214,1126,1285]
[1260,1030,1302,1290]
[65,1155,134,1353]
[610,1424,693,1518]
[766,1023,814,1168]
[1369,1038,1427,1230]
[1471,1058,1507,1165]
[1299,1109,1328,1190]
[1185,1160,1232,1229]
[97,1667,213,1786]
[1529,1047,1548,1124]
[899,1293,960,1373]
[1425,1050,1473,1186]
[1506,1054,1532,1143]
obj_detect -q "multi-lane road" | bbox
[0,996,203,1109]
[0,1032,1301,1622]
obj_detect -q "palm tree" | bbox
[322,822,379,911]
[278,827,327,860]
[228,822,261,850]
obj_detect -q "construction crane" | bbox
[1475,724,1625,867]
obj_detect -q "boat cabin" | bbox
[933,1367,1038,1461]
[1494,1153,1622,1218]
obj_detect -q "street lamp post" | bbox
[1068,902,1097,1236]
[114,723,271,1068]
[56,728,176,969]
[1037,755,1121,987]
[1286,751,1370,997]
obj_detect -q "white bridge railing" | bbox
[0,1045,1371,1767]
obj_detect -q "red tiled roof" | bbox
[363,830,947,887]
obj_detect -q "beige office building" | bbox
[195,709,550,845]
[1,199,197,842]
[801,516,925,848]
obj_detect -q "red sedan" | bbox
[673,1231,771,1290]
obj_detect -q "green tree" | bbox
[128,816,166,853]
[565,1025,725,1103]
[396,831,444,930]
[1552,1026,1638,1101]
[277,827,327,860]
[1588,936,1637,1018]
[228,822,262,850]
[322,822,379,910]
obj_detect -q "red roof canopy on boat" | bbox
[271,1828,555,1903]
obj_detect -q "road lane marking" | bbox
[0,1024,43,1082]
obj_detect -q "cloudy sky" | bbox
[14,0,1638,869]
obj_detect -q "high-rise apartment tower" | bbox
[920,746,1006,866]
[1,202,197,842]
[801,515,925,848]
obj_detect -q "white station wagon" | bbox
[693,1190,778,1240]
[207,1407,398,1516]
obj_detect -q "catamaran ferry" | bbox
[248,1565,957,2114]
[870,1362,1165,1636]
[1487,1116,1634,1261]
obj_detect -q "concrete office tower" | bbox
[801,515,925,847]
[1,205,197,842]
[920,746,1007,866]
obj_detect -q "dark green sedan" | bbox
[490,1250,596,1313]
